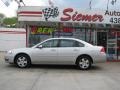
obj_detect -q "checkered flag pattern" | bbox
[42,7,59,21]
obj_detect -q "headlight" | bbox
[8,50,13,54]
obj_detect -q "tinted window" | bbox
[59,39,84,47]
[75,41,84,47]
[41,40,58,48]
[59,39,75,47]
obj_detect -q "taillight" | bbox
[100,47,105,53]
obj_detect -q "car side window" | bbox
[59,39,75,47]
[40,40,58,48]
[75,41,84,47]
[59,39,84,47]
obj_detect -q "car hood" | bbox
[8,48,33,54]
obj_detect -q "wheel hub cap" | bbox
[17,56,27,67]
[79,58,89,69]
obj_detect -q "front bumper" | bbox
[4,54,14,64]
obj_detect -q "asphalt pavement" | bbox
[0,52,120,90]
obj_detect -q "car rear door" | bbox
[57,39,81,64]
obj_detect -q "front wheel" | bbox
[76,56,92,70]
[15,54,31,68]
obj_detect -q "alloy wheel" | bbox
[77,56,91,70]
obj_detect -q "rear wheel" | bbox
[15,54,31,68]
[76,56,92,70]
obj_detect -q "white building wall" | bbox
[0,28,26,51]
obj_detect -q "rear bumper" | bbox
[93,53,107,63]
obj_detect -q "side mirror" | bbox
[37,45,43,49]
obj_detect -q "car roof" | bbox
[47,37,82,41]
[47,38,88,43]
[32,38,93,48]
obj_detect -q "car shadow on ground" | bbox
[32,64,102,70]
[5,64,103,71]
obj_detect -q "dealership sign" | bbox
[18,6,120,24]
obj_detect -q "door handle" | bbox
[51,49,56,51]
[74,49,78,51]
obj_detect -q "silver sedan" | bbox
[5,38,106,70]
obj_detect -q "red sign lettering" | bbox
[63,28,73,32]
[61,8,104,22]
[61,8,73,21]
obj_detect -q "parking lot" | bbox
[0,52,120,90]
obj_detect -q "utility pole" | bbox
[14,0,25,7]
[89,0,92,10]
[107,0,110,11]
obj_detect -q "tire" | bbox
[15,54,31,68]
[76,56,92,70]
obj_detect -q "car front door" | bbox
[31,39,59,64]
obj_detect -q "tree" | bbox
[0,13,5,27]
[3,17,17,27]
